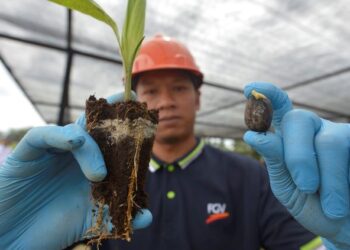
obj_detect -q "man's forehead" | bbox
[138,70,191,85]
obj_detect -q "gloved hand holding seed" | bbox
[0,92,152,250]
[243,82,350,250]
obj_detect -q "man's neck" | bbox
[152,135,197,163]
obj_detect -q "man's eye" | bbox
[144,89,156,95]
[174,86,187,92]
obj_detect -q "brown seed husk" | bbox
[245,94,273,132]
[85,96,158,244]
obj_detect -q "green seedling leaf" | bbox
[120,0,146,100]
[49,0,147,101]
[49,0,120,46]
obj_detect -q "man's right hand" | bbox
[0,93,151,250]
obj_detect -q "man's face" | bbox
[136,69,200,144]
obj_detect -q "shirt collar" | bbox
[149,139,205,172]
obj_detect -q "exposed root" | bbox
[85,98,158,243]
[123,132,143,241]
[86,125,147,242]
[86,199,112,248]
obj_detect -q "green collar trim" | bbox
[178,139,205,169]
[149,158,161,172]
[300,237,323,250]
[149,139,205,172]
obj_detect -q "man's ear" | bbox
[195,89,201,111]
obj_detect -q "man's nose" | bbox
[157,90,176,110]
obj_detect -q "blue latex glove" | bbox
[0,92,152,250]
[243,83,350,250]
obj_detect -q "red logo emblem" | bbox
[205,212,230,224]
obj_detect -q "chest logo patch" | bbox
[206,203,230,224]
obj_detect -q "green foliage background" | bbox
[0,128,31,148]
[204,137,262,161]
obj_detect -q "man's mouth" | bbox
[159,116,181,123]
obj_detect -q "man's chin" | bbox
[156,134,183,145]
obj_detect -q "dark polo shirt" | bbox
[91,139,321,250]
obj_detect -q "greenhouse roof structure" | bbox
[1,0,349,138]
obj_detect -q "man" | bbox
[0,35,347,250]
[106,34,320,250]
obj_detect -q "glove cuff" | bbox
[322,238,350,250]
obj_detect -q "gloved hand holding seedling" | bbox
[0,93,152,250]
[50,0,158,244]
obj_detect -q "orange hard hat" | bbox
[132,34,204,87]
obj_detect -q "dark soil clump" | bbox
[85,96,158,243]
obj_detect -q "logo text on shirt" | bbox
[207,203,226,214]
[206,203,230,224]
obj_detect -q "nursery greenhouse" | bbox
[0,0,349,138]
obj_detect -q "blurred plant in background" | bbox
[233,139,261,160]
[0,127,31,147]
[204,137,262,161]
[0,127,31,165]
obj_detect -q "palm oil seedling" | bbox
[50,0,158,244]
